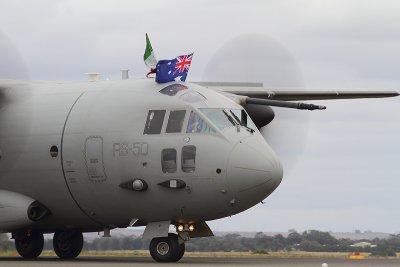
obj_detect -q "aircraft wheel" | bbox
[149,233,184,262]
[174,240,185,262]
[15,232,44,258]
[53,230,83,259]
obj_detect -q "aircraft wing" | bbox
[194,82,400,101]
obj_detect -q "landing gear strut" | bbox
[14,232,44,258]
[53,230,83,259]
[149,233,185,262]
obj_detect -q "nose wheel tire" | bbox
[175,241,186,262]
[53,230,83,259]
[149,233,185,262]
[15,232,44,258]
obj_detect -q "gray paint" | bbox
[0,79,283,233]
[0,190,35,231]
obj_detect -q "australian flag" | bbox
[155,53,193,83]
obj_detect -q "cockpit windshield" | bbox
[186,111,216,133]
[199,108,256,131]
[230,109,257,130]
[199,109,235,130]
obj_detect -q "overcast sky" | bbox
[1,0,399,233]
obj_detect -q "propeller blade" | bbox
[202,33,310,174]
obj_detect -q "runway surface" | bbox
[0,257,399,267]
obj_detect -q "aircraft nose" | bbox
[227,136,283,208]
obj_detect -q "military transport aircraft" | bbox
[0,75,398,262]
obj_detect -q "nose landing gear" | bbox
[149,233,185,262]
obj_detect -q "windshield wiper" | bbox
[223,109,238,126]
[223,109,241,132]
[229,110,255,134]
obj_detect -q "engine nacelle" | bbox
[0,190,49,231]
[243,104,275,129]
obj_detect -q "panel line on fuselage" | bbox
[60,91,103,226]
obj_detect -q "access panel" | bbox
[84,136,107,182]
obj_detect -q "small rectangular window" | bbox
[162,149,177,173]
[144,110,166,134]
[166,110,186,133]
[182,145,196,173]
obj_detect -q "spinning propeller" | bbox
[202,33,315,173]
[0,31,32,173]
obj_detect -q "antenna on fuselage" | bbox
[121,69,129,80]
[85,72,101,82]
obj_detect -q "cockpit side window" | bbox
[143,110,166,135]
[166,110,186,133]
[182,145,196,173]
[162,148,177,173]
[186,111,215,133]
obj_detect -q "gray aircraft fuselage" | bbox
[0,79,283,233]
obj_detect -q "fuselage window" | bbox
[159,84,188,96]
[143,110,166,134]
[166,110,186,133]
[186,111,215,133]
[182,145,196,173]
[162,149,177,173]
[179,91,206,103]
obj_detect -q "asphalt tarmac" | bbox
[0,257,399,267]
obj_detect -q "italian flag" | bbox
[143,33,157,69]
